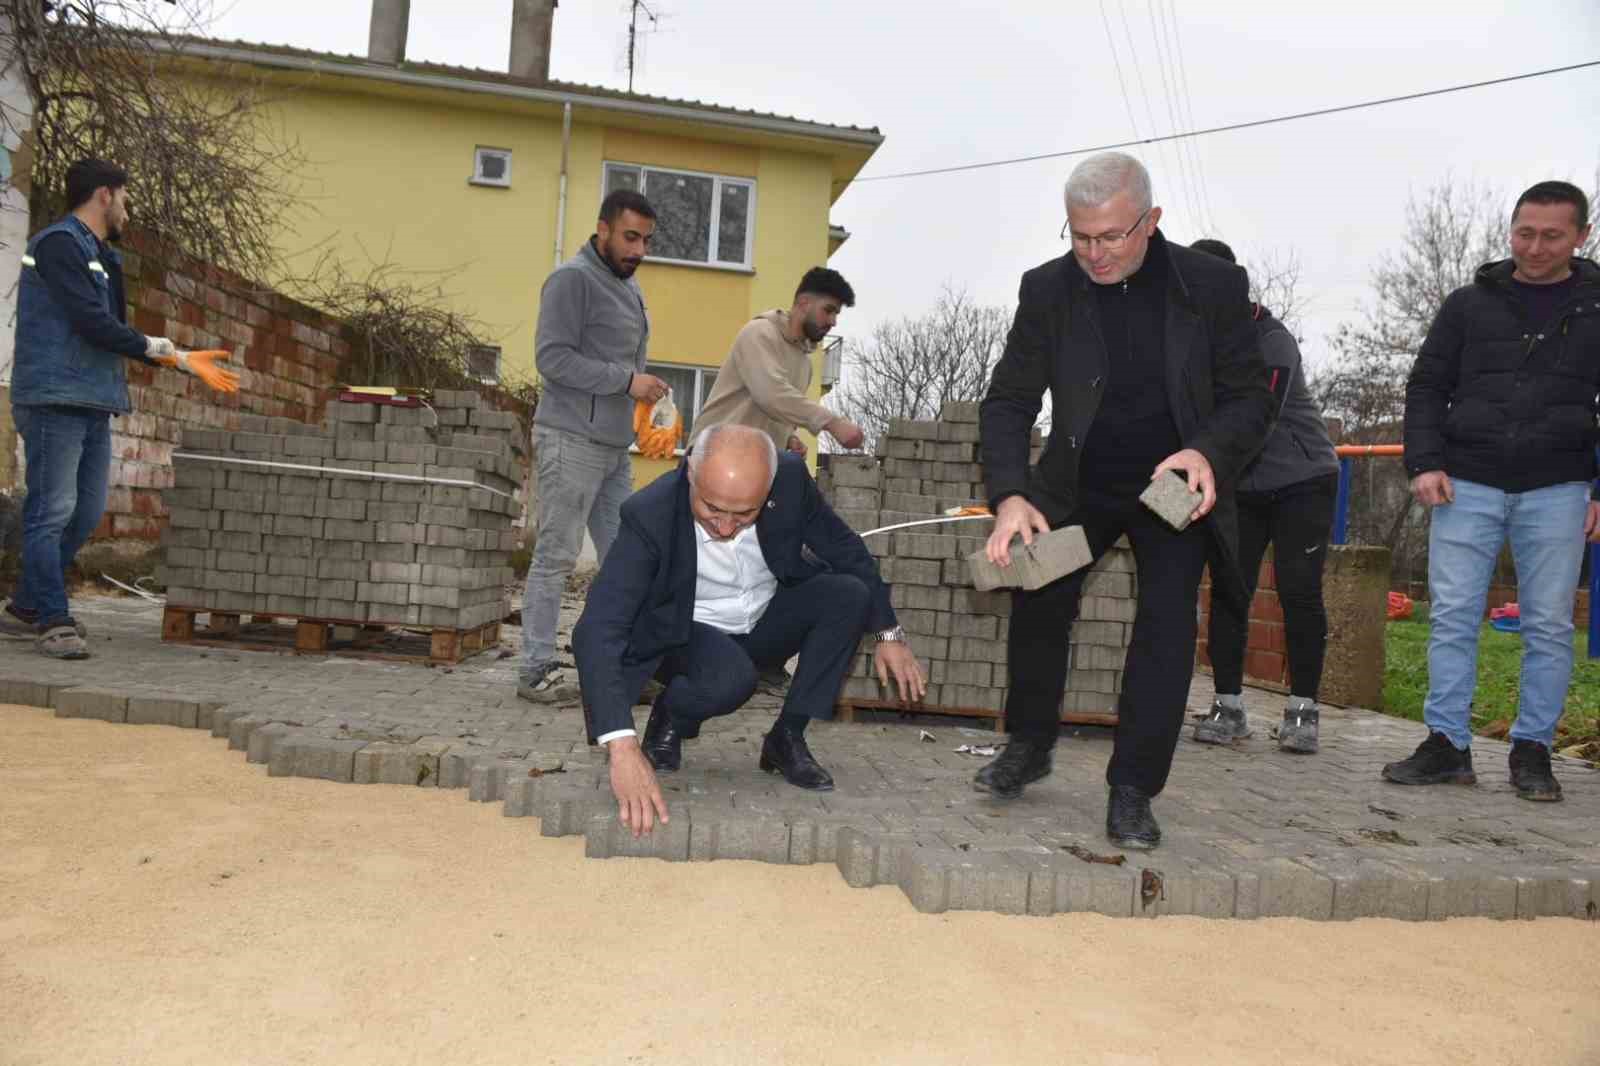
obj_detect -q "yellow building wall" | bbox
[251,77,843,490]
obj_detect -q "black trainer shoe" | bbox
[973,736,1054,799]
[1381,732,1476,786]
[1278,706,1320,754]
[1106,784,1161,850]
[1509,739,1563,802]
[1193,700,1251,745]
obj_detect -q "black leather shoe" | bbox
[973,737,1053,799]
[1106,784,1161,850]
[759,723,834,791]
[641,696,683,772]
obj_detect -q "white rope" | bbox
[100,573,163,603]
[171,451,516,499]
[859,513,993,538]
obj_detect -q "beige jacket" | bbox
[695,310,835,448]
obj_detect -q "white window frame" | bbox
[471,146,513,188]
[466,344,502,384]
[602,161,757,272]
[630,360,719,457]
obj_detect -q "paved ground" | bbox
[5,592,1599,920]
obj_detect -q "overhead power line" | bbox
[841,60,1600,187]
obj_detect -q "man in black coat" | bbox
[1386,180,1600,803]
[974,152,1274,850]
[572,424,925,837]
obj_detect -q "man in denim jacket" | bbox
[5,159,225,658]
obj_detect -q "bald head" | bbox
[687,425,778,540]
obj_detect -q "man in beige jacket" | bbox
[696,268,866,455]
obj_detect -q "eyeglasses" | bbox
[1062,208,1151,251]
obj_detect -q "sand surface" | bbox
[2,704,1597,1066]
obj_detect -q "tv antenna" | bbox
[625,0,659,93]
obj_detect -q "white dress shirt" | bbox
[598,521,779,746]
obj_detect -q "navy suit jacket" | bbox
[571,454,896,742]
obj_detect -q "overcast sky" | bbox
[210,0,1600,372]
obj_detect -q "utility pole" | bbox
[626,0,657,93]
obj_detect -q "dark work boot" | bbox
[640,695,684,772]
[1193,699,1251,745]
[1509,739,1563,803]
[1105,784,1161,850]
[1381,732,1476,786]
[759,720,834,791]
[973,736,1053,800]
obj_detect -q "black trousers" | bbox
[1005,489,1210,797]
[1208,473,1338,699]
[656,573,871,736]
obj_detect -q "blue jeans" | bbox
[521,425,633,675]
[1423,478,1589,749]
[12,405,112,629]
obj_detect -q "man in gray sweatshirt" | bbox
[520,189,669,702]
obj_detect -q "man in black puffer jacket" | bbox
[1388,180,1600,803]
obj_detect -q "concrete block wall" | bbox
[157,391,525,631]
[817,402,1138,720]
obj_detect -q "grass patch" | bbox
[1384,620,1600,744]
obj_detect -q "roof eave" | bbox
[174,41,886,151]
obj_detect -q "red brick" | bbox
[1249,590,1283,624]
[1257,560,1276,590]
[1245,649,1286,685]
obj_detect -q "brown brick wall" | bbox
[97,232,352,541]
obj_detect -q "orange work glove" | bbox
[155,349,240,394]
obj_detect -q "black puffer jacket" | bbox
[1404,257,1600,496]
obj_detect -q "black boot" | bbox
[973,736,1053,799]
[1105,784,1161,850]
[759,719,834,791]
[1509,739,1563,802]
[1381,731,1476,786]
[640,695,684,772]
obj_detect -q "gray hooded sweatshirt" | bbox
[532,239,650,448]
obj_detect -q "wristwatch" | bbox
[874,625,907,644]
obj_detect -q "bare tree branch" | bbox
[829,285,1014,450]
[0,0,303,281]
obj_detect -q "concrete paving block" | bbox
[940,400,980,423]
[1047,857,1139,917]
[787,815,871,865]
[901,848,1031,915]
[1139,471,1202,531]
[269,736,366,781]
[967,526,1090,591]
[1132,862,1238,919]
[53,688,128,723]
[535,782,594,834]
[1426,869,1519,919]
[1255,858,1335,919]
[352,741,427,785]
[126,697,219,729]
[210,705,250,739]
[1514,871,1595,919]
[1294,858,1431,921]
[690,814,793,864]
[585,807,692,861]
[834,827,891,886]
[245,721,296,764]
[0,678,60,708]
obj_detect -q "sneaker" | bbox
[1106,784,1161,850]
[1193,700,1251,745]
[36,624,90,660]
[1278,706,1320,754]
[3,603,87,639]
[1381,731,1476,786]
[0,602,35,637]
[1508,739,1563,803]
[516,662,580,704]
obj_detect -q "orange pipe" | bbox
[1334,444,1404,457]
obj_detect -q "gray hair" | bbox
[687,423,778,486]
[1065,152,1153,214]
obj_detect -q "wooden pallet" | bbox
[837,697,1118,730]
[160,605,501,665]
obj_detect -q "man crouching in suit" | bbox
[572,423,927,837]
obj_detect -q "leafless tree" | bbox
[830,285,1013,448]
[279,250,537,412]
[0,0,301,280]
[1243,246,1307,337]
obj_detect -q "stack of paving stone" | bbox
[817,401,1137,721]
[158,390,522,631]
